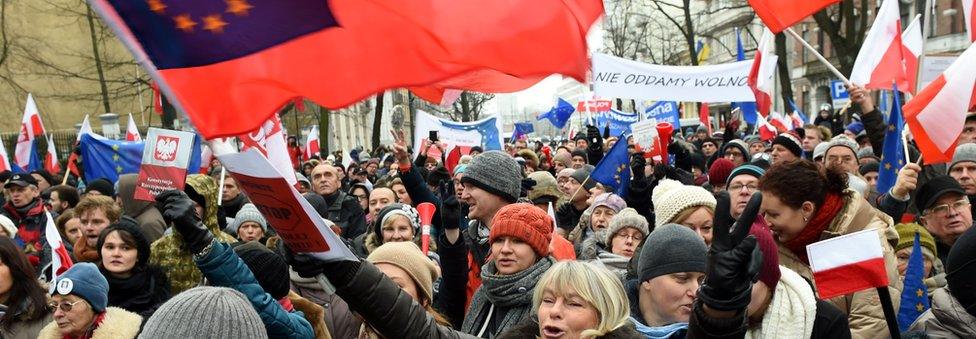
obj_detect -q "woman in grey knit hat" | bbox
[580,208,649,281]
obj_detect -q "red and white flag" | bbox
[15,93,46,169]
[76,115,105,141]
[748,29,778,116]
[45,208,73,292]
[748,0,840,33]
[756,113,778,141]
[901,15,923,94]
[126,114,142,142]
[904,43,976,164]
[850,0,909,92]
[0,138,11,172]
[304,125,320,161]
[45,136,60,175]
[964,0,975,42]
[789,111,805,130]
[768,111,792,132]
[239,114,298,185]
[699,103,713,135]
[807,228,889,299]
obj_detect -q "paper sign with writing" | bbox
[592,53,754,102]
[134,128,196,201]
[219,149,357,262]
[631,119,659,151]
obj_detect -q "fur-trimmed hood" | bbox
[579,230,609,260]
[38,307,141,339]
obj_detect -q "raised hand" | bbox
[390,129,411,165]
[155,190,214,254]
[698,192,763,312]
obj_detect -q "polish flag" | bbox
[151,81,164,115]
[756,113,778,141]
[748,29,779,116]
[699,103,713,135]
[0,138,11,172]
[807,228,889,299]
[789,111,805,129]
[239,114,298,185]
[904,43,976,164]
[45,136,60,175]
[768,112,792,132]
[199,144,213,174]
[44,208,73,292]
[125,114,142,142]
[964,0,975,42]
[15,94,46,169]
[304,125,320,161]
[850,0,909,92]
[901,15,923,94]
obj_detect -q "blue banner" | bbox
[594,110,639,136]
[644,101,681,130]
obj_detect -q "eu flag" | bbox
[511,122,535,141]
[730,28,758,125]
[80,133,203,183]
[590,133,631,196]
[26,139,43,172]
[897,232,930,331]
[877,84,905,195]
[537,98,575,129]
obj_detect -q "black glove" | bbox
[602,123,611,139]
[586,125,603,149]
[666,140,687,157]
[698,192,763,312]
[283,244,361,287]
[155,190,214,254]
[630,153,646,182]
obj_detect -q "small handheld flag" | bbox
[877,84,905,196]
[590,133,631,197]
[897,232,930,331]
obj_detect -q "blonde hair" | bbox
[532,261,630,338]
[671,205,714,225]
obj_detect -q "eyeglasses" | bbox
[614,233,644,242]
[925,199,970,217]
[728,184,758,192]
[48,300,85,312]
[353,194,368,201]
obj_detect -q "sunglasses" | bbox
[48,300,85,312]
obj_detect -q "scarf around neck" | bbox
[745,266,817,339]
[784,193,843,264]
[461,256,554,336]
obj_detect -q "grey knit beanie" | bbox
[638,224,708,282]
[949,143,976,172]
[604,208,649,245]
[459,151,522,202]
[139,286,268,339]
[229,203,268,234]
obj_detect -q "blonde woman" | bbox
[500,261,642,338]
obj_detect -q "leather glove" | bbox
[283,244,361,287]
[586,125,603,149]
[698,192,763,312]
[156,190,214,254]
[630,153,646,182]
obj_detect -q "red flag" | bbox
[45,209,73,291]
[15,93,46,169]
[904,43,976,164]
[125,114,142,142]
[44,136,60,175]
[151,81,163,115]
[304,125,320,161]
[756,113,778,141]
[0,138,11,172]
[808,229,888,299]
[91,0,604,139]
[445,146,463,177]
[748,29,777,116]
[849,0,909,92]
[748,0,840,33]
[699,103,712,135]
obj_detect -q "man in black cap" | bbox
[1,173,50,268]
[915,175,974,263]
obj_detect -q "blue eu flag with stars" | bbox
[590,133,631,197]
[80,133,203,183]
[537,98,575,129]
[898,232,930,331]
[877,84,904,196]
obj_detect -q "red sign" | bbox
[577,100,612,113]
[231,172,331,253]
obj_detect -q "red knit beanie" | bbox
[709,158,735,187]
[750,217,781,290]
[490,203,553,257]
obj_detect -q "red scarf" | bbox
[784,193,843,264]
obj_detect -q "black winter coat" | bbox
[687,299,850,339]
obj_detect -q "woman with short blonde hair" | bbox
[500,260,640,338]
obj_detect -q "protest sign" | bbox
[134,128,196,201]
[644,101,681,130]
[592,53,755,102]
[219,149,357,262]
[630,119,659,151]
[413,110,503,153]
[594,109,640,136]
[577,99,612,113]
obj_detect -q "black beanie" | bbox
[427,166,451,186]
[858,162,880,176]
[570,149,587,161]
[85,178,116,197]
[946,225,976,317]
[771,132,803,157]
[234,241,290,300]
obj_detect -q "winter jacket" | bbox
[37,307,141,339]
[327,259,478,339]
[462,219,491,306]
[435,232,471,330]
[102,265,171,321]
[776,191,901,339]
[858,108,886,158]
[498,319,644,338]
[116,174,167,243]
[909,287,976,338]
[0,312,51,339]
[687,299,849,339]
[399,165,443,231]
[318,190,366,240]
[196,241,314,339]
[290,270,361,339]
[150,174,236,294]
[2,199,49,268]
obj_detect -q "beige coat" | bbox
[0,313,52,339]
[37,307,141,339]
[909,287,976,338]
[777,191,902,339]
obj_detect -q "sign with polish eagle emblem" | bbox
[134,128,197,201]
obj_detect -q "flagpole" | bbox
[876,287,903,339]
[784,28,851,85]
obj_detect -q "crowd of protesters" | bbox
[1,84,975,338]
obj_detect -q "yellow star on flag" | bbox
[147,0,167,14]
[917,289,924,297]
[112,154,120,161]
[173,14,197,32]
[111,144,120,151]
[202,14,228,33]
[888,125,895,131]
[226,0,253,16]
[916,303,924,312]
[116,166,123,173]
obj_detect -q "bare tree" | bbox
[432,91,494,122]
[813,0,870,76]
